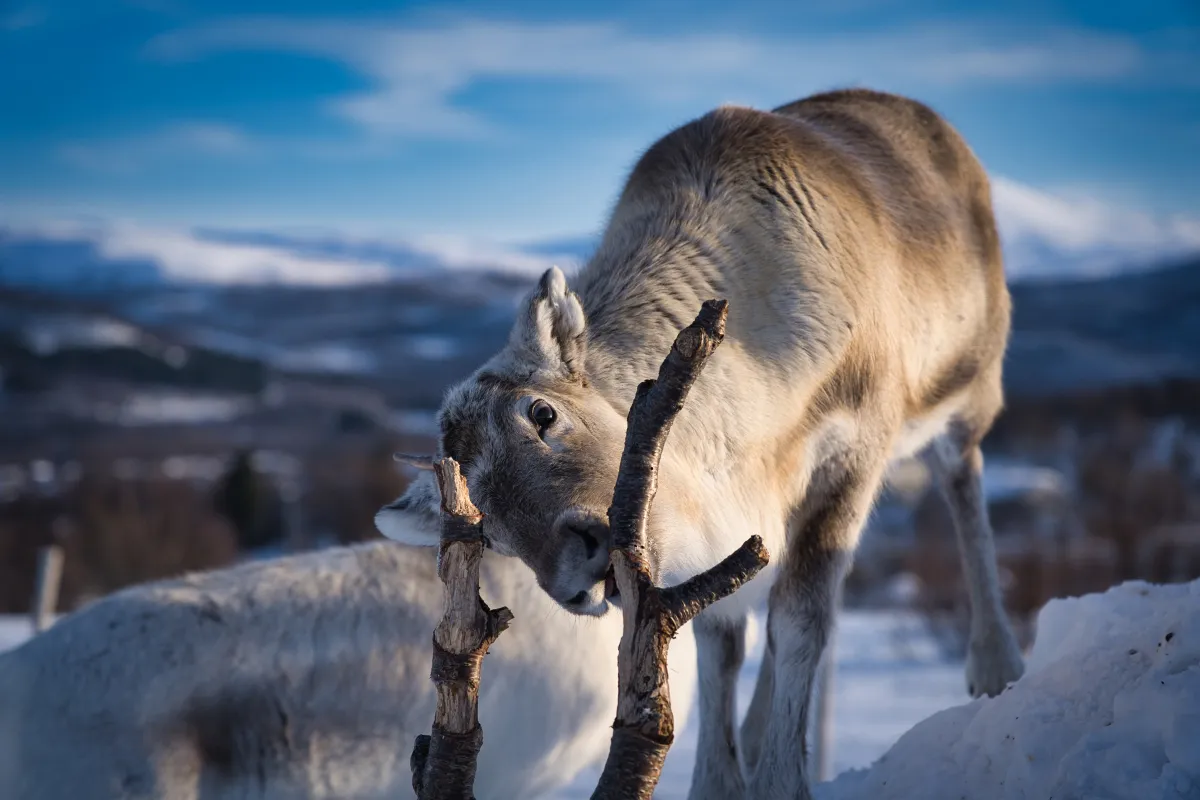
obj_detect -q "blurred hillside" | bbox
[1,239,1198,650]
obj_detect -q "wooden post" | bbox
[281,478,307,553]
[32,545,64,633]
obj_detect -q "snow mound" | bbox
[820,577,1200,800]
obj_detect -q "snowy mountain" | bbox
[2,200,1198,409]
[4,174,1200,293]
[990,177,1200,282]
[0,222,568,292]
[1005,255,1200,397]
[0,228,162,290]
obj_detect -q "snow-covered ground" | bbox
[4,578,1197,800]
[821,578,1200,800]
[564,578,1200,799]
[0,616,35,655]
[560,609,969,798]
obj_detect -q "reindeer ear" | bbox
[509,266,587,379]
[374,470,441,547]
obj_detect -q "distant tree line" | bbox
[0,435,415,615]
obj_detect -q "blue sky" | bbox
[2,0,1198,254]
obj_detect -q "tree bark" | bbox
[411,458,514,800]
[592,299,771,799]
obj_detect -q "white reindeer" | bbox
[0,541,697,799]
[375,88,1026,799]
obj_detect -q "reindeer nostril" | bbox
[567,591,588,606]
[568,523,600,560]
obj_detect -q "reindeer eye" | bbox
[529,399,556,432]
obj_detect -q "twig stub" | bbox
[433,457,483,522]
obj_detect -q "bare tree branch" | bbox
[608,300,730,566]
[411,301,769,800]
[592,299,771,800]
[411,458,514,800]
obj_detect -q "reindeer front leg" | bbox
[687,615,748,800]
[747,455,887,800]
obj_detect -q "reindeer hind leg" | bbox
[929,415,1025,698]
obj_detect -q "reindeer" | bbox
[0,540,697,799]
[375,87,1026,799]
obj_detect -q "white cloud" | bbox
[144,17,1166,140]
[59,123,251,173]
[991,177,1200,279]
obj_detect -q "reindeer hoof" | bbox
[965,632,1025,698]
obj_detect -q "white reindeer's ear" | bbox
[509,265,587,379]
[374,470,441,546]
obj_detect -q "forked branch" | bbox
[410,458,513,800]
[592,299,771,800]
[412,300,769,800]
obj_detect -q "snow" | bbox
[981,458,1068,503]
[406,335,461,361]
[990,177,1200,280]
[560,610,969,798]
[819,578,1200,800]
[561,578,1200,799]
[274,343,377,374]
[0,220,564,289]
[11,178,1200,296]
[117,392,253,425]
[21,315,143,355]
[5,579,1197,800]
[0,617,36,655]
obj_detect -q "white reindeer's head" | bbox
[376,266,646,616]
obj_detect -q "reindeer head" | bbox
[376,266,639,616]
